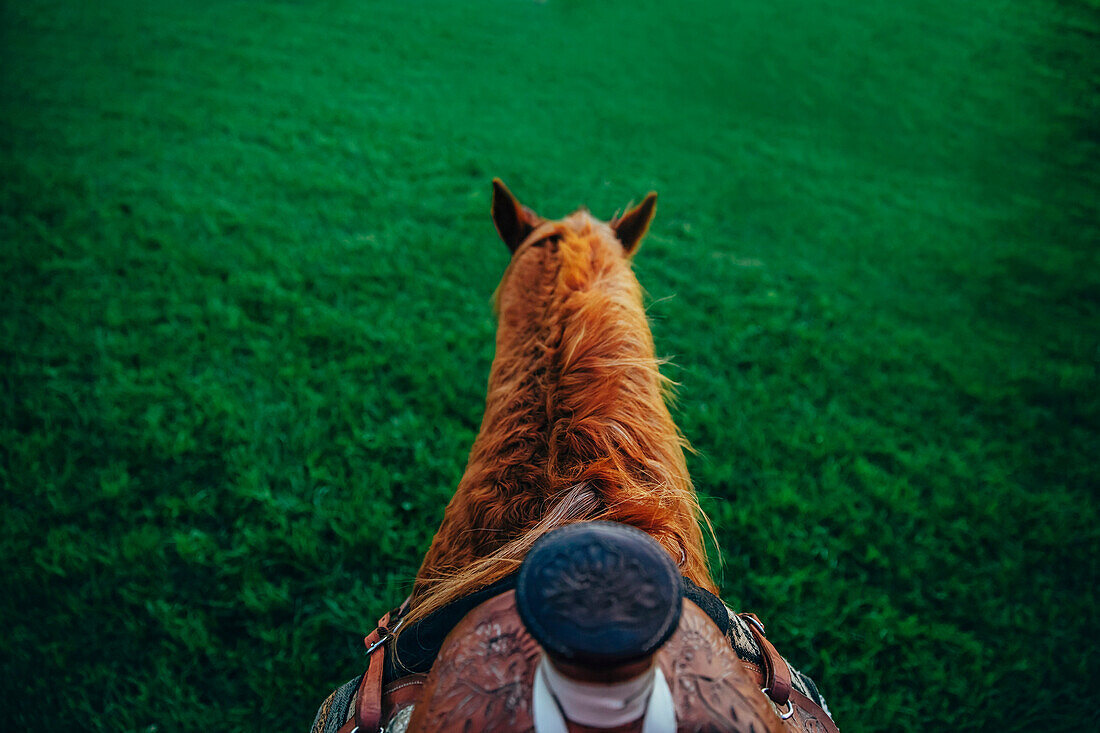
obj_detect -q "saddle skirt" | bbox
[312,587,838,733]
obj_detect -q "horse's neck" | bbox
[483,294,677,489]
[419,255,693,580]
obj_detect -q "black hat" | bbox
[516,521,683,666]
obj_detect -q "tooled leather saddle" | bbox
[312,523,838,733]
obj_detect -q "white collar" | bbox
[532,656,676,732]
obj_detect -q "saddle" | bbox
[312,525,838,733]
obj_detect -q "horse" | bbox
[311,180,838,733]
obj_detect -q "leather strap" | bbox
[739,613,792,707]
[334,672,426,733]
[349,596,413,733]
[382,673,428,714]
[789,687,840,733]
[354,610,393,732]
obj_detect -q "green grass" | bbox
[2,0,1097,730]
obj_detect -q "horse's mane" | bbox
[402,209,716,634]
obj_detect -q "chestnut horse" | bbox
[311,181,837,733]
[405,179,715,630]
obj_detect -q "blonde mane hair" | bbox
[403,183,716,634]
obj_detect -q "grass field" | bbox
[2,0,1098,730]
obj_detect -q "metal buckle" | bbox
[742,613,766,636]
[364,631,389,656]
[763,690,796,720]
[365,616,406,656]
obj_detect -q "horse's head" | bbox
[489,178,658,331]
[491,177,657,257]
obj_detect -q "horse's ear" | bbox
[612,192,657,254]
[492,178,541,253]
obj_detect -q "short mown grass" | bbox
[2,1,1097,730]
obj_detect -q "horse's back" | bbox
[312,583,836,733]
[406,591,782,733]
